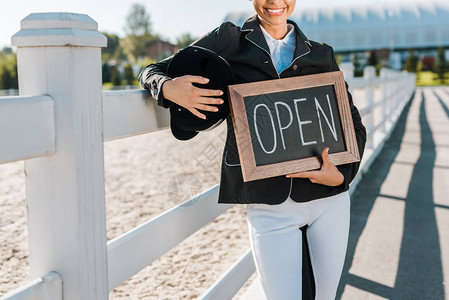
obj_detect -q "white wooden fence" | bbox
[0,13,415,300]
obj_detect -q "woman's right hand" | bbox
[162,75,224,120]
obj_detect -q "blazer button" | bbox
[292,65,298,70]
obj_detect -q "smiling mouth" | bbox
[265,8,286,16]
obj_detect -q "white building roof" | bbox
[224,1,449,52]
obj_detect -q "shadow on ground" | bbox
[336,89,445,300]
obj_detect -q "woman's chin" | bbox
[259,16,287,28]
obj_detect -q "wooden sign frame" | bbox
[227,71,360,182]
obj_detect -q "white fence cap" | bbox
[21,12,99,30]
[12,12,106,48]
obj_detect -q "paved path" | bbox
[241,87,449,299]
[337,87,449,299]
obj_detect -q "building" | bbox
[224,1,449,70]
[146,40,180,61]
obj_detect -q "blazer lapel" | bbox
[241,15,271,55]
[241,15,312,62]
[289,20,312,61]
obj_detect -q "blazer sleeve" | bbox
[138,23,229,108]
[329,48,367,192]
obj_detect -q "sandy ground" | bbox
[0,122,255,299]
[0,160,28,296]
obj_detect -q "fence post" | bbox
[12,13,108,299]
[380,68,390,134]
[340,62,354,80]
[339,62,354,93]
[394,70,403,120]
[363,66,375,149]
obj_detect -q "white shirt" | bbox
[260,23,296,75]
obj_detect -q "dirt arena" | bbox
[0,122,256,299]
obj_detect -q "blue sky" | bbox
[2,0,408,48]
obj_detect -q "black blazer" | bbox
[139,15,366,205]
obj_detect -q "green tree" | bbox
[0,65,11,89]
[335,54,342,65]
[353,53,363,77]
[404,50,418,73]
[102,62,112,83]
[367,51,378,67]
[176,33,196,48]
[416,60,423,81]
[121,3,156,63]
[367,50,381,75]
[434,47,447,84]
[125,3,151,36]
[124,64,134,85]
[0,48,18,89]
[139,57,157,69]
[1,47,13,55]
[102,32,121,62]
[9,55,18,89]
[111,66,122,86]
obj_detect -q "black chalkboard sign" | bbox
[228,71,360,182]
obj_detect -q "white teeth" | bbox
[267,8,284,13]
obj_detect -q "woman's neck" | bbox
[258,18,288,40]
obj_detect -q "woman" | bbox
[139,0,366,299]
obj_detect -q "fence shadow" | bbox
[336,89,445,299]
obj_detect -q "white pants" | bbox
[246,191,350,300]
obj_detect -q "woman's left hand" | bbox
[286,147,344,187]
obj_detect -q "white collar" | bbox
[260,23,295,48]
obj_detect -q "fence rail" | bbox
[0,91,169,165]
[199,249,255,300]
[0,95,54,164]
[102,90,169,141]
[0,13,415,300]
[0,272,62,300]
[107,185,232,290]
